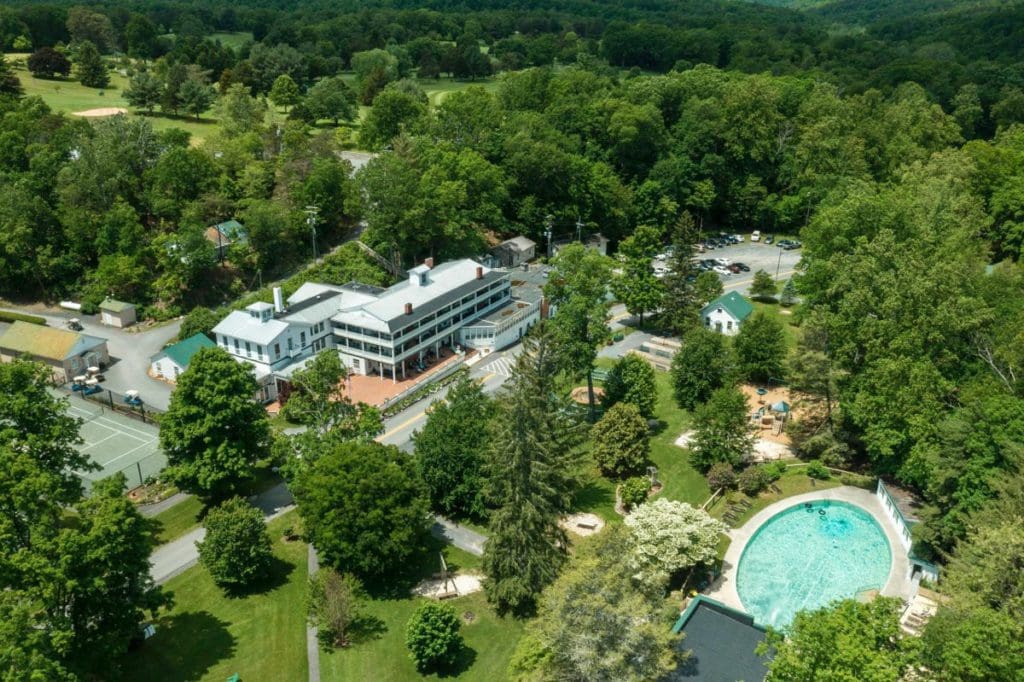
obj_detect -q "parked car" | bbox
[714,257,731,266]
[784,240,802,250]
[731,233,744,242]
[713,265,731,275]
[751,230,761,242]
[764,234,774,245]
[777,239,794,248]
[734,262,751,272]
[728,263,742,273]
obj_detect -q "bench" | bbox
[576,521,598,530]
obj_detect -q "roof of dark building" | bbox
[666,597,771,682]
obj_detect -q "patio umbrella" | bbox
[771,400,791,413]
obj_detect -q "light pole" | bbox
[544,214,554,259]
[775,247,783,281]
[304,205,320,261]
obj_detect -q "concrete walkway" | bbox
[149,482,296,584]
[431,516,487,557]
[138,491,190,518]
[705,486,913,616]
[306,545,321,682]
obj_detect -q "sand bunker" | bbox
[72,107,128,117]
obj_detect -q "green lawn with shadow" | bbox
[124,513,308,681]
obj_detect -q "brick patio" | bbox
[341,347,472,406]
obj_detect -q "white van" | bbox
[751,230,761,242]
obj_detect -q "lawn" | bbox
[210,32,254,50]
[124,512,309,681]
[149,495,205,545]
[574,363,710,522]
[707,465,847,529]
[751,300,801,352]
[320,589,522,682]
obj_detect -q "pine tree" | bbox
[482,323,585,615]
[124,70,163,114]
[661,212,702,334]
[74,40,109,89]
[0,53,22,95]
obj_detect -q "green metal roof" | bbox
[702,291,754,322]
[667,596,770,681]
[99,297,135,313]
[153,333,215,368]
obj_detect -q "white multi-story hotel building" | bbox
[211,259,543,400]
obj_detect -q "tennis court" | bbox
[66,398,166,491]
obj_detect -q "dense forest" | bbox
[2,0,1024,678]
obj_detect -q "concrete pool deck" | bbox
[704,486,913,621]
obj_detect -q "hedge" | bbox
[0,311,47,326]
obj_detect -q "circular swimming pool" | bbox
[736,500,891,628]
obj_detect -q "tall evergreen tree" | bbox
[482,323,585,615]
[661,211,702,334]
[0,53,22,95]
[124,70,163,114]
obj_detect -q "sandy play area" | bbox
[559,512,605,537]
[72,107,128,117]
[411,573,483,599]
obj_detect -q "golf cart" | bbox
[124,389,143,407]
[66,318,83,331]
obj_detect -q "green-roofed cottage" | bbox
[149,333,216,383]
[700,291,754,336]
[665,596,771,681]
[0,321,109,383]
[99,297,137,328]
[204,219,248,260]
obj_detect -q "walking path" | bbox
[306,545,321,682]
[431,516,487,556]
[149,482,296,584]
[138,491,190,518]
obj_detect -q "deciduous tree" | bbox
[690,386,754,471]
[591,402,650,478]
[670,326,733,410]
[405,602,463,672]
[749,269,777,299]
[763,598,916,682]
[414,374,494,519]
[160,347,270,499]
[197,497,273,590]
[305,76,356,125]
[307,569,364,649]
[269,74,300,112]
[734,311,786,383]
[179,76,215,121]
[26,47,70,79]
[624,497,726,588]
[294,440,430,577]
[602,353,657,418]
[611,225,664,328]
[545,244,613,421]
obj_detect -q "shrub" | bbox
[706,462,737,491]
[405,602,463,672]
[737,465,771,495]
[196,497,273,590]
[620,476,650,510]
[307,569,364,649]
[763,461,787,482]
[0,311,47,325]
[806,460,831,480]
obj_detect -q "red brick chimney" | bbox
[476,266,483,280]
[405,302,413,315]
[424,257,434,269]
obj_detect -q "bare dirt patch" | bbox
[570,385,604,405]
[559,512,605,537]
[411,573,483,599]
[72,107,128,117]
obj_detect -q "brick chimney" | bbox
[424,257,434,269]
[405,302,413,315]
[476,266,483,280]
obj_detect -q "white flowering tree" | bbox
[625,498,727,587]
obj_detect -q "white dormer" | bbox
[408,264,431,287]
[247,301,275,323]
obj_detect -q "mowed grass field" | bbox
[124,512,309,681]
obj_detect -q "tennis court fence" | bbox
[62,385,164,425]
[81,450,168,493]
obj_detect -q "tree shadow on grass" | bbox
[138,610,236,679]
[363,533,453,600]
[432,645,478,678]
[573,479,616,515]
[349,613,388,645]
[224,554,295,598]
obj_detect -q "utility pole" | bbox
[775,248,783,280]
[304,205,320,261]
[544,214,554,259]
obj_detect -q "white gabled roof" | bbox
[212,310,290,346]
[288,282,344,305]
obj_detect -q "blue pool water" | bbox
[736,500,891,628]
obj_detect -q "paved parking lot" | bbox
[655,240,802,296]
